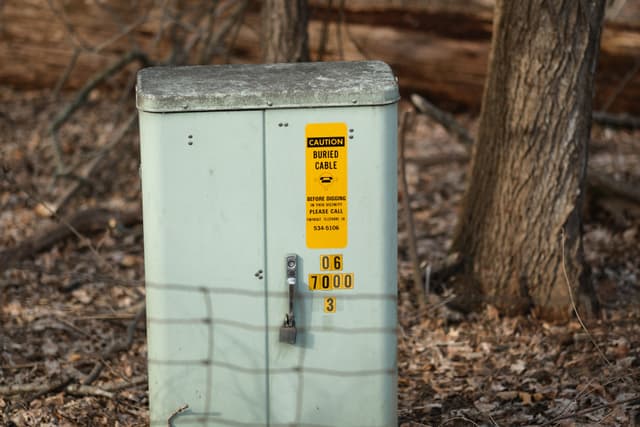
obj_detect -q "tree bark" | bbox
[452,0,605,321]
[261,0,310,63]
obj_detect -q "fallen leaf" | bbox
[510,359,526,374]
[120,254,140,267]
[34,202,55,218]
[486,304,500,321]
[496,391,518,400]
[72,288,93,304]
[519,391,532,405]
[67,353,83,362]
[42,338,59,356]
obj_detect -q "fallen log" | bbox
[2,1,640,113]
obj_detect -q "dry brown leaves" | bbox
[1,90,639,426]
[397,103,640,426]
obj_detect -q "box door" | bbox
[264,105,398,427]
[140,110,268,426]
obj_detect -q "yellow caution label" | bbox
[306,123,348,248]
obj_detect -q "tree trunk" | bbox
[452,0,605,321]
[261,0,310,62]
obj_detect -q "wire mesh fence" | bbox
[143,280,397,426]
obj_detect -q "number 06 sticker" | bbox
[324,297,337,313]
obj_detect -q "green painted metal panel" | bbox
[264,105,397,427]
[139,110,268,426]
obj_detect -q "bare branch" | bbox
[201,0,249,64]
[82,304,146,386]
[600,56,640,112]
[543,395,640,426]
[0,205,141,271]
[593,110,640,129]
[410,94,474,146]
[101,374,147,392]
[336,0,345,60]
[47,0,90,50]
[65,384,114,399]
[0,375,72,396]
[0,374,147,398]
[587,171,640,205]
[398,110,427,310]
[54,113,138,214]
[48,50,150,173]
[316,0,334,61]
[51,47,81,100]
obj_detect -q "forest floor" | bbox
[0,87,639,426]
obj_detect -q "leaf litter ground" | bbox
[0,89,639,426]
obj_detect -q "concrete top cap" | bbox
[136,61,399,112]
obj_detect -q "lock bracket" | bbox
[279,254,298,344]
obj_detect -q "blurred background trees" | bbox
[2,1,640,114]
[261,0,310,62]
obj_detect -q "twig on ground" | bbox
[560,228,612,367]
[101,374,147,392]
[543,395,640,426]
[440,415,481,426]
[427,293,457,315]
[0,374,147,399]
[0,376,72,396]
[398,110,426,309]
[0,205,141,271]
[168,404,190,426]
[82,304,146,386]
[65,384,114,399]
[0,264,144,397]
[0,168,141,276]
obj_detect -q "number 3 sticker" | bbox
[324,297,337,313]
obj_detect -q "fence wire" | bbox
[1,260,398,426]
[142,280,397,426]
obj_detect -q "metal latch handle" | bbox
[279,254,298,344]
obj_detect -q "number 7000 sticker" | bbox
[308,273,354,290]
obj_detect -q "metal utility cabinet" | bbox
[137,61,399,427]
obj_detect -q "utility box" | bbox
[137,61,399,427]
